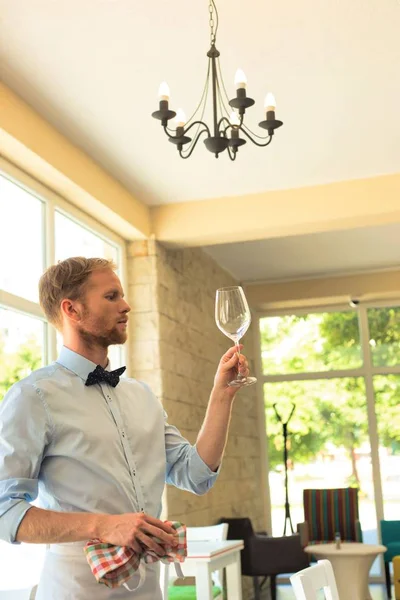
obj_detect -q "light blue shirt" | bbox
[0,346,218,544]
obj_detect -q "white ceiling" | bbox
[204,222,400,282]
[1,0,400,206]
[1,0,399,283]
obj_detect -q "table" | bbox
[304,542,387,600]
[161,539,244,600]
[186,539,243,600]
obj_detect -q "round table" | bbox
[304,542,387,600]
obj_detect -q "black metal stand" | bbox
[273,403,296,536]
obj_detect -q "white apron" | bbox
[35,542,162,600]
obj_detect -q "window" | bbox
[260,303,400,583]
[0,162,126,592]
[0,176,44,303]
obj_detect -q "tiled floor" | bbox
[275,583,393,599]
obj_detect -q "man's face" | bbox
[76,268,131,348]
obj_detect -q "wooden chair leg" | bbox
[253,576,261,600]
[385,561,392,599]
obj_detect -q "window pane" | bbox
[0,308,44,402]
[260,312,362,374]
[368,307,400,367]
[0,308,46,590]
[374,375,400,519]
[265,378,380,576]
[0,175,43,302]
[55,211,119,264]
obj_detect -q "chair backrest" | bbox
[160,523,228,599]
[218,517,254,542]
[218,517,255,574]
[380,519,400,561]
[303,487,361,542]
[380,519,400,544]
[290,559,340,600]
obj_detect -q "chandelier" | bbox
[152,0,283,160]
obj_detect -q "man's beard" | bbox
[77,313,127,349]
[78,325,126,349]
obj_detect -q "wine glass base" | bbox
[228,376,257,388]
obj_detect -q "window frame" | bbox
[0,157,129,372]
[257,299,400,584]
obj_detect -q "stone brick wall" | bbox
[127,240,266,599]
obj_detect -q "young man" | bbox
[0,257,249,599]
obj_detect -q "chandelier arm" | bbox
[216,57,235,113]
[241,122,272,140]
[227,145,237,161]
[182,78,212,153]
[217,115,232,133]
[163,121,211,140]
[186,59,211,126]
[238,127,273,147]
[179,129,210,159]
[184,120,211,137]
[216,71,232,122]
[164,61,211,135]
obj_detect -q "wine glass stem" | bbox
[235,339,243,380]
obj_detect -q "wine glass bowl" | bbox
[215,286,257,387]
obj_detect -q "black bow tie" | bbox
[85,365,126,388]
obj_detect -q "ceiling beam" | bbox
[152,173,400,247]
[1,82,399,250]
[0,83,151,240]
[245,269,400,311]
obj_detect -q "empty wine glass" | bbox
[215,286,257,387]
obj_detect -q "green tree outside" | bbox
[261,307,400,489]
[0,332,42,402]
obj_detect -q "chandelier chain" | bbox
[209,0,218,44]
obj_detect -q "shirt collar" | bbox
[56,346,109,383]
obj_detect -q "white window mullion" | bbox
[262,367,366,383]
[254,312,272,534]
[44,195,58,362]
[0,289,44,321]
[371,365,400,376]
[119,240,130,376]
[358,306,385,537]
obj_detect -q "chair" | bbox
[219,517,309,600]
[160,523,228,600]
[297,488,363,547]
[290,559,340,600]
[381,520,400,599]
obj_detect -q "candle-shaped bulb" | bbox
[234,69,247,90]
[264,92,276,111]
[158,82,170,101]
[230,111,240,126]
[175,108,187,128]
